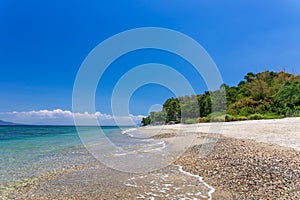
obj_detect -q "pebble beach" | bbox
[177,136,300,199]
[1,118,300,199]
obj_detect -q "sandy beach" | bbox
[1,118,300,199]
[142,117,300,151]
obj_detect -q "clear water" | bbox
[0,126,215,199]
[0,126,135,183]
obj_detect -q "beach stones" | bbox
[176,136,300,199]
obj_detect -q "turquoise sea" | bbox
[0,126,138,183]
[0,126,217,199]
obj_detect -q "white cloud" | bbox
[0,109,145,125]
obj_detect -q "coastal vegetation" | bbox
[141,70,300,125]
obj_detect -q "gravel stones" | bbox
[176,136,300,199]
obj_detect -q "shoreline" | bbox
[1,118,299,199]
[177,165,215,200]
[139,117,300,198]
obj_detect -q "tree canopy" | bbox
[141,70,300,125]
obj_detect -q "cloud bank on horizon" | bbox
[0,109,145,126]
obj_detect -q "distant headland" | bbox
[0,120,23,126]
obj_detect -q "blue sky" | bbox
[0,0,300,124]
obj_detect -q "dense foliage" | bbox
[141,70,300,125]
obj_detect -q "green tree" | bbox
[163,97,180,122]
[141,70,300,124]
[275,83,300,109]
[151,111,167,125]
[198,92,212,117]
[180,94,199,121]
[244,72,256,82]
[141,116,151,126]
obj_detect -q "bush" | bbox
[209,112,225,117]
[239,106,256,116]
[225,114,237,122]
[249,113,264,120]
[184,118,198,124]
[211,115,225,122]
[199,117,210,123]
[236,116,249,120]
[263,113,285,119]
[206,112,224,122]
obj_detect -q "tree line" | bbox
[142,70,300,125]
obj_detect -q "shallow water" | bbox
[124,165,214,200]
[0,126,136,182]
[0,126,171,183]
[0,126,215,199]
